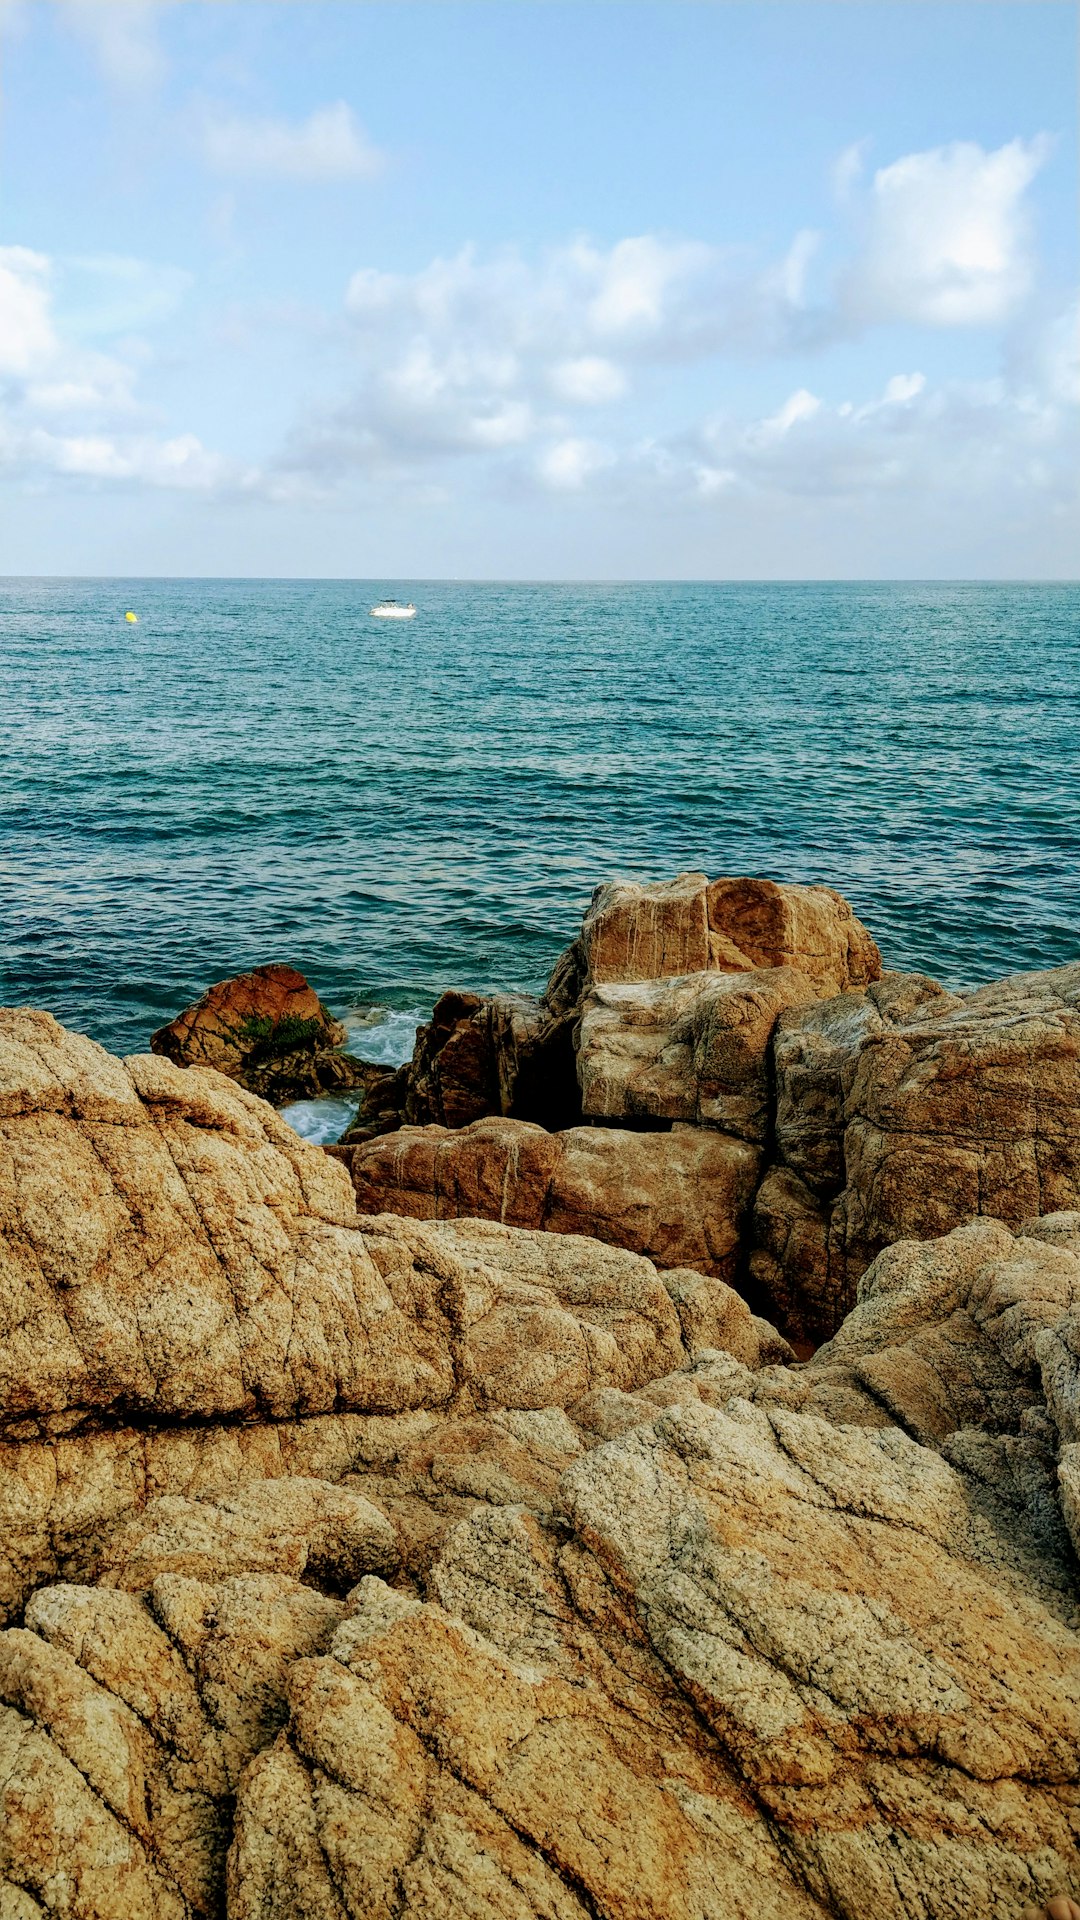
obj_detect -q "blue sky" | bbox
[0,0,1077,576]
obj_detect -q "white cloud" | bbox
[549,356,626,404]
[201,102,385,182]
[879,372,926,406]
[0,244,257,495]
[311,137,1051,483]
[56,1,168,91]
[749,388,822,446]
[843,137,1049,327]
[0,247,56,374]
[638,352,1078,516]
[832,140,869,204]
[537,436,614,491]
[585,234,714,336]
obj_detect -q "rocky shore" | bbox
[2,870,1079,1918]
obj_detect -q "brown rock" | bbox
[150,963,351,1102]
[95,1477,397,1594]
[706,874,882,993]
[836,962,1080,1275]
[577,964,818,1138]
[772,970,955,1196]
[580,870,713,982]
[345,1114,761,1282]
[0,1571,345,1917]
[358,987,581,1141]
[0,1011,460,1431]
[749,1163,845,1345]
[576,871,881,995]
[753,966,1080,1342]
[402,989,498,1128]
[231,1395,1080,1920]
[338,1404,586,1584]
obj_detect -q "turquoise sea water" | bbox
[2,578,1078,1094]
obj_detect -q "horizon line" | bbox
[2,574,1078,587]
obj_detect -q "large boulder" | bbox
[349,872,881,1146]
[0,1008,785,1615]
[577,964,818,1137]
[343,987,581,1143]
[579,870,881,993]
[3,1000,1080,1918]
[771,970,955,1196]
[837,962,1080,1267]
[149,963,364,1103]
[753,964,1080,1341]
[0,1009,459,1430]
[341,1113,762,1281]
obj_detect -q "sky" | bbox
[0,0,1077,578]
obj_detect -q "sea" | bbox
[2,577,1078,1142]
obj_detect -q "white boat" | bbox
[369,599,417,619]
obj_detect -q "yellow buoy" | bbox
[125,611,139,623]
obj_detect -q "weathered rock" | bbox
[0,1410,416,1628]
[0,1010,461,1430]
[399,989,497,1128]
[0,1572,345,1917]
[149,963,357,1103]
[488,989,582,1130]
[577,870,881,994]
[836,962,1080,1273]
[580,870,714,981]
[0,1010,792,1620]
[344,1114,761,1281]
[338,1404,586,1584]
[231,1396,1080,1920]
[706,874,882,993]
[95,1477,397,1594]
[578,964,818,1136]
[772,970,956,1197]
[339,1060,409,1144]
[749,1163,842,1346]
[5,992,1080,1917]
[753,965,1080,1342]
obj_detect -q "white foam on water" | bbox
[280,1002,427,1145]
[341,1004,426,1065]
[279,1096,359,1146]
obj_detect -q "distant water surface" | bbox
[2,578,1078,1127]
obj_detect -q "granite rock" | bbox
[149,964,357,1104]
[343,1114,762,1281]
[577,964,818,1137]
[231,1397,1080,1920]
[578,871,881,994]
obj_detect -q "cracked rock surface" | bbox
[1,1005,1080,1917]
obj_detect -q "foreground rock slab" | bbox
[232,1397,1080,1920]
[4,1002,1080,1918]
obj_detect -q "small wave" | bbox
[279,1095,359,1146]
[341,1002,427,1066]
